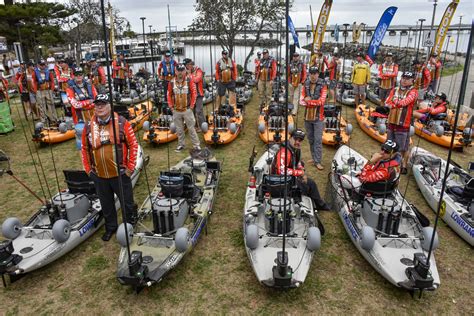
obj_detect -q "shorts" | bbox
[387,128,410,152]
[21,92,30,102]
[29,92,36,104]
[352,84,366,96]
[217,81,236,96]
[378,88,391,101]
[329,80,337,89]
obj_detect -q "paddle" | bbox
[410,204,430,227]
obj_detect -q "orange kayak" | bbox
[322,115,351,146]
[127,100,153,132]
[414,119,471,150]
[257,106,294,144]
[143,112,181,144]
[32,122,76,144]
[203,105,243,145]
[355,104,413,145]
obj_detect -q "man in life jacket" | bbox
[215,50,237,108]
[271,129,330,210]
[300,66,327,171]
[385,71,418,174]
[81,93,138,241]
[32,59,57,124]
[16,61,40,120]
[254,51,262,72]
[287,52,307,116]
[378,52,399,106]
[310,50,328,76]
[412,59,431,101]
[55,58,74,115]
[112,53,129,94]
[414,92,448,123]
[255,49,277,107]
[427,53,442,94]
[86,58,106,94]
[67,67,97,124]
[185,58,205,132]
[327,53,341,104]
[168,63,201,152]
[341,140,401,191]
[158,51,176,99]
[351,52,370,106]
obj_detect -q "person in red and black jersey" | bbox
[81,94,138,241]
[414,92,448,123]
[271,129,330,210]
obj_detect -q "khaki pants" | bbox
[288,84,301,115]
[173,108,200,148]
[36,90,57,123]
[258,80,272,106]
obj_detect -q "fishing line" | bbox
[208,19,217,146]
[45,122,64,207]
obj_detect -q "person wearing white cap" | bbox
[378,52,398,106]
[287,52,306,115]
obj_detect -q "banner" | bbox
[431,0,459,56]
[311,0,333,54]
[334,24,339,42]
[288,15,300,48]
[366,6,398,62]
[352,22,364,43]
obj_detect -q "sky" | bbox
[107,0,472,33]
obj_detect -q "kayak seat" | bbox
[431,113,447,121]
[359,180,398,198]
[159,172,184,198]
[324,105,338,117]
[63,170,96,195]
[447,178,474,201]
[260,175,296,198]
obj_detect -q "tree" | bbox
[0,2,75,60]
[191,0,290,71]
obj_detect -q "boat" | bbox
[114,100,153,132]
[413,115,471,150]
[116,148,221,291]
[235,79,253,105]
[257,103,294,144]
[322,104,352,146]
[336,82,355,106]
[142,107,179,144]
[328,145,440,293]
[243,145,322,288]
[355,104,414,145]
[409,146,474,246]
[0,146,146,280]
[32,118,76,145]
[202,103,243,145]
[367,82,381,105]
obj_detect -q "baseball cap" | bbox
[93,94,110,104]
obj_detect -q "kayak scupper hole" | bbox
[20,246,33,254]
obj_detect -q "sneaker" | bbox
[193,146,201,152]
[400,167,408,175]
[175,145,185,152]
[315,163,324,171]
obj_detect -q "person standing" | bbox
[55,59,74,115]
[81,94,138,241]
[86,58,106,93]
[351,52,370,106]
[427,53,442,94]
[158,51,176,100]
[254,51,262,71]
[168,63,201,152]
[112,53,129,94]
[300,66,327,171]
[385,71,418,174]
[67,67,97,124]
[378,52,398,106]
[287,52,306,115]
[185,58,205,132]
[47,53,56,71]
[255,49,277,107]
[16,62,40,120]
[32,60,57,124]
[327,53,341,104]
[412,59,431,101]
[215,50,237,108]
[310,50,328,76]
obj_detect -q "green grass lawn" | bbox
[0,93,472,314]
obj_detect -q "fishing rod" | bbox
[434,34,451,94]
[208,20,218,146]
[100,0,132,267]
[426,20,472,266]
[45,121,65,209]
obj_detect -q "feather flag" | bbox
[311,0,333,54]
[431,0,459,56]
[288,15,300,48]
[366,6,398,65]
[334,24,340,42]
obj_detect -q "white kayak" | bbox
[329,145,440,293]
[410,146,474,246]
[0,146,146,279]
[243,145,322,288]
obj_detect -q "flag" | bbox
[334,24,339,42]
[311,0,333,54]
[431,0,459,56]
[288,15,300,48]
[366,6,398,62]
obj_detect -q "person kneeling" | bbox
[271,128,330,210]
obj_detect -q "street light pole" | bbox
[140,17,147,71]
[453,15,463,64]
[15,22,24,63]
[426,0,438,63]
[149,24,155,77]
[416,18,426,61]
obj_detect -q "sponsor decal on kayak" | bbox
[451,212,474,238]
[343,213,359,240]
[191,218,207,245]
[421,128,432,136]
[165,253,180,269]
[43,243,66,261]
[79,216,96,237]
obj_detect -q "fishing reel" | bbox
[126,250,149,287]
[460,128,472,146]
[403,253,434,291]
[272,251,293,288]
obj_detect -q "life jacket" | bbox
[57,66,73,90]
[379,62,397,89]
[270,141,301,175]
[34,67,52,88]
[259,57,274,81]
[170,78,191,112]
[70,80,94,101]
[113,59,128,79]
[289,60,303,87]
[85,114,126,149]
[303,79,324,121]
[160,60,175,80]
[218,58,234,83]
[414,65,429,89]
[374,156,401,181]
[387,87,416,128]
[328,59,340,81]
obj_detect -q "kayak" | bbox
[32,118,76,144]
[257,103,294,144]
[0,146,146,280]
[142,108,180,144]
[329,145,440,293]
[115,100,153,132]
[202,104,243,145]
[244,145,322,288]
[413,119,471,150]
[336,82,355,107]
[116,148,221,291]
[355,104,413,145]
[410,146,474,246]
[322,105,352,146]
